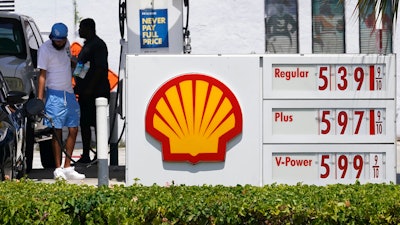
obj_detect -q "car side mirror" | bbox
[24,98,44,116]
[7,91,28,105]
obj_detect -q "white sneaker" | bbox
[53,167,67,180]
[63,167,85,180]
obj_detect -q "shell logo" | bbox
[145,73,243,164]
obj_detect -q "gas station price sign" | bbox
[264,55,396,185]
[271,152,386,183]
[264,98,395,144]
[272,64,385,91]
[272,108,385,136]
[127,54,396,186]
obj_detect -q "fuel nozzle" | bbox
[183,30,191,54]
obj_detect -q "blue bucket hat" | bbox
[49,23,68,40]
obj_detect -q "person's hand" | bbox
[73,85,80,95]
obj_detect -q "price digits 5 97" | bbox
[319,109,385,135]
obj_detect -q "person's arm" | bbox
[37,69,46,100]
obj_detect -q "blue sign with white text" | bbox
[140,9,169,48]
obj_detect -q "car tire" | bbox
[15,157,26,179]
[1,157,13,181]
[39,140,56,168]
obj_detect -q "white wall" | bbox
[189,0,265,54]
[16,1,74,38]
[15,0,121,74]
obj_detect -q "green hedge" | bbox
[0,179,399,224]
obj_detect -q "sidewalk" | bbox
[27,145,126,186]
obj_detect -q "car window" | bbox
[24,19,42,68]
[0,17,26,59]
[24,20,40,51]
[28,19,43,45]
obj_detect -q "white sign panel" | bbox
[125,55,262,186]
[125,54,396,186]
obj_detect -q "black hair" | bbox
[80,18,96,33]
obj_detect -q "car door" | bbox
[22,16,43,97]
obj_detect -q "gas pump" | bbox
[117,0,190,111]
[124,0,189,54]
[116,0,190,164]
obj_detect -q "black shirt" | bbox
[75,35,110,99]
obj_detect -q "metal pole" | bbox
[109,92,119,165]
[96,97,109,186]
[375,0,383,54]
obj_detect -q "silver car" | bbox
[0,11,42,96]
[0,12,54,172]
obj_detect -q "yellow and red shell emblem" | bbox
[145,74,243,164]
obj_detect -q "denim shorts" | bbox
[44,89,80,129]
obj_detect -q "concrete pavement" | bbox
[27,146,126,186]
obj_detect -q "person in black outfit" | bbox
[74,18,110,163]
